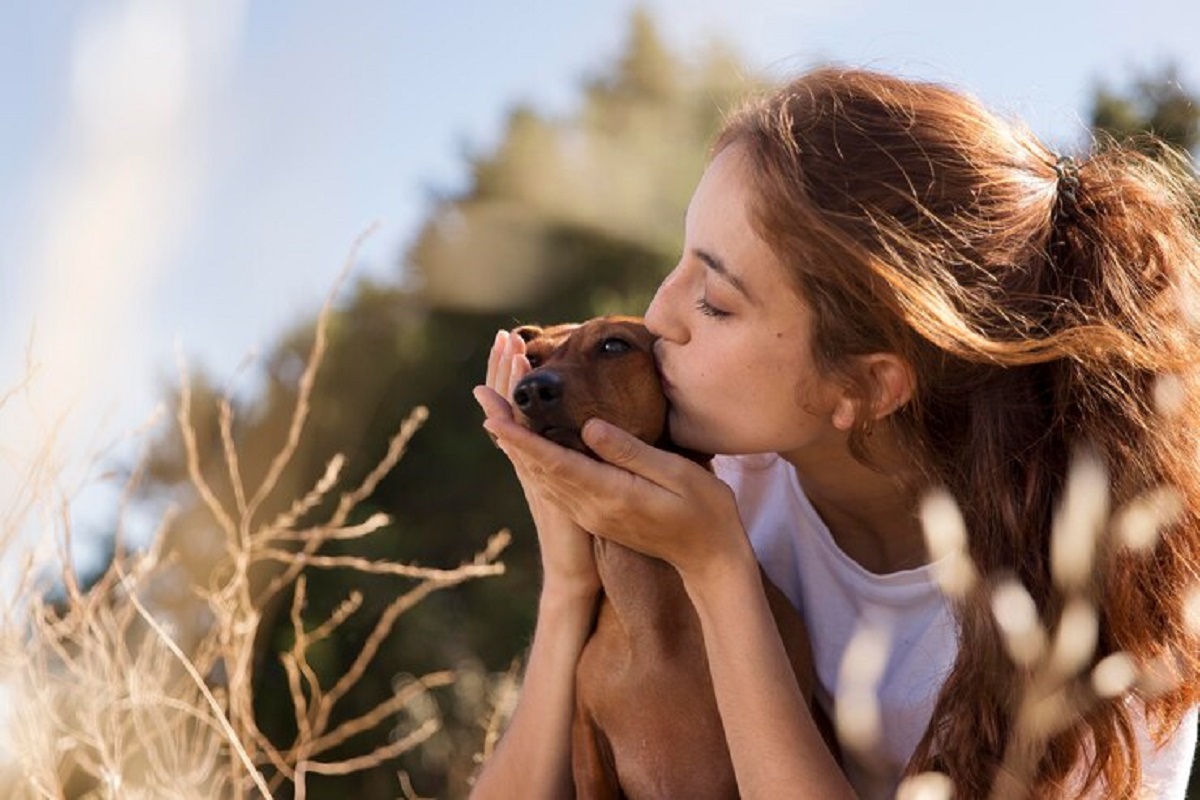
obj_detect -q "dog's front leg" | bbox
[572,706,623,800]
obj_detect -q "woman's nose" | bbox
[645,266,686,343]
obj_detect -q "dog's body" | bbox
[512,316,819,800]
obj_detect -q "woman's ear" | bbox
[831,396,857,431]
[860,352,915,421]
[829,353,914,432]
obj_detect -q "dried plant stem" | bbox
[245,223,378,524]
[257,549,505,580]
[219,395,250,535]
[176,355,238,543]
[253,404,431,609]
[331,406,429,526]
[3,228,510,798]
[267,454,346,533]
[119,569,273,799]
[313,535,508,735]
[304,717,442,777]
[298,672,455,759]
[480,658,523,762]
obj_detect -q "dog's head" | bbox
[511,316,706,463]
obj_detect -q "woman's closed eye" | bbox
[695,297,732,319]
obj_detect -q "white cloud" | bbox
[0,0,245,571]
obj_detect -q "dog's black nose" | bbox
[513,372,563,412]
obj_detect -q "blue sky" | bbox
[1,0,1198,560]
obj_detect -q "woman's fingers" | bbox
[485,330,530,403]
[488,414,669,528]
[485,411,703,508]
[475,389,571,493]
[485,329,504,389]
[473,385,513,423]
[485,413,605,482]
[478,333,731,562]
[581,419,697,495]
[508,336,528,399]
[479,384,706,511]
[483,397,742,573]
[486,329,513,400]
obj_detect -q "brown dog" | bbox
[510,316,820,800]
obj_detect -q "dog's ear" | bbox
[513,325,542,343]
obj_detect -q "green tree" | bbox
[1090,64,1200,154]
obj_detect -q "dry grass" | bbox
[0,232,511,799]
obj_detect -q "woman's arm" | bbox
[480,408,856,797]
[684,543,854,798]
[469,582,596,799]
[470,332,601,798]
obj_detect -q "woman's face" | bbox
[646,144,851,460]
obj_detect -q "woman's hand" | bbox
[477,349,754,590]
[470,330,606,799]
[473,331,853,799]
[475,330,600,599]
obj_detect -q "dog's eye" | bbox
[526,353,542,368]
[599,337,632,355]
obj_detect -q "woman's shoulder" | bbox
[1132,703,1198,798]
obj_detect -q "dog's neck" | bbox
[588,437,711,648]
[591,536,702,652]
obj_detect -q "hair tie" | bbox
[1048,155,1082,260]
[1053,155,1081,206]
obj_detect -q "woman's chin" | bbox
[668,413,754,457]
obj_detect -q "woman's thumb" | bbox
[581,418,644,467]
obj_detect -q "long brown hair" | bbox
[717,67,1200,796]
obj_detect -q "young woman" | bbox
[470,68,1200,798]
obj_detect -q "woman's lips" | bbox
[657,367,674,396]
[654,347,678,400]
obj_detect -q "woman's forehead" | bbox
[687,147,800,306]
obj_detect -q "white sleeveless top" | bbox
[714,452,1197,798]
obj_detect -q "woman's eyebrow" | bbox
[693,248,752,300]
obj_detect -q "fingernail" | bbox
[582,418,610,441]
